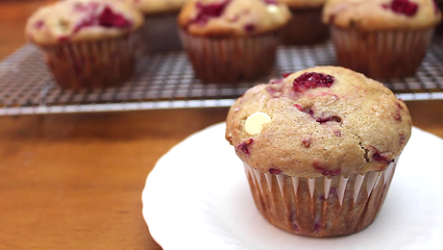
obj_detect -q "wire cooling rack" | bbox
[1,41,443,116]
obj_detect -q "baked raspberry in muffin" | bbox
[226,66,412,237]
[178,0,291,83]
[278,0,329,45]
[323,0,441,78]
[26,0,143,89]
[122,0,188,52]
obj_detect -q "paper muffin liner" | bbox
[330,26,434,79]
[180,30,280,83]
[143,12,183,52]
[243,157,399,237]
[282,7,329,45]
[41,31,143,89]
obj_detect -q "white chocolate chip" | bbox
[267,5,279,14]
[245,112,271,135]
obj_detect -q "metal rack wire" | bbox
[1,41,443,116]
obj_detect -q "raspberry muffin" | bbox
[225,66,412,237]
[122,0,188,52]
[178,0,291,83]
[26,0,143,89]
[279,0,329,45]
[323,0,441,79]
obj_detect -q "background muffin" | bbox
[122,0,188,52]
[178,0,291,83]
[26,0,144,89]
[323,0,441,79]
[225,66,412,237]
[278,0,329,45]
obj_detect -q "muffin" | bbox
[225,66,412,237]
[122,0,188,52]
[26,0,144,89]
[178,0,292,83]
[279,0,329,45]
[323,0,441,79]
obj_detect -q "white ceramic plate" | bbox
[142,123,443,250]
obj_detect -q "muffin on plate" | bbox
[178,0,292,83]
[122,0,188,52]
[279,0,329,45]
[323,0,441,79]
[225,66,412,237]
[26,0,144,89]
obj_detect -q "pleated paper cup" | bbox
[40,30,142,90]
[180,30,280,83]
[282,7,329,45]
[143,12,183,52]
[243,157,399,237]
[330,26,434,79]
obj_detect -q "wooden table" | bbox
[0,1,442,250]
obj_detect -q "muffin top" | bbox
[26,0,143,46]
[278,0,326,9]
[323,0,441,31]
[122,0,188,14]
[178,0,292,37]
[225,66,412,178]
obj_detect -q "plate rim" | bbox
[142,123,443,250]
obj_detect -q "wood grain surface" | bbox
[0,0,54,60]
[0,1,443,250]
[0,108,229,250]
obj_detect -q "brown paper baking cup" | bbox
[143,12,183,52]
[330,26,434,78]
[41,31,142,89]
[243,158,399,237]
[180,30,280,83]
[282,7,329,45]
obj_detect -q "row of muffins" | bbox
[21,1,421,238]
[25,0,442,89]
[181,0,442,80]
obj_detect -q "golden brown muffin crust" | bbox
[26,0,143,45]
[178,0,291,37]
[226,66,412,178]
[323,0,441,31]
